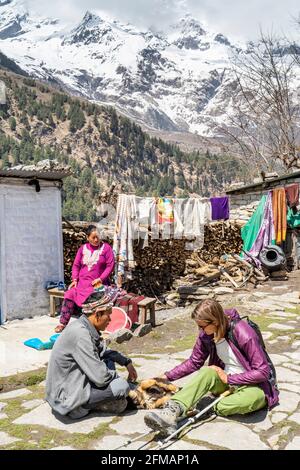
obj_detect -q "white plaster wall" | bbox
[0,183,64,322]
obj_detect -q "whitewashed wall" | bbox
[0,181,64,322]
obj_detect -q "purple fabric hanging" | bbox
[210,197,229,220]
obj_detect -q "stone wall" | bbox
[0,181,64,322]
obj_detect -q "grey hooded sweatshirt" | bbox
[46,315,131,416]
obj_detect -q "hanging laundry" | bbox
[285,183,299,211]
[241,195,267,253]
[272,188,287,244]
[156,197,174,224]
[245,191,275,260]
[287,206,300,228]
[210,196,230,220]
[113,194,138,281]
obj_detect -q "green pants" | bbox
[172,367,266,416]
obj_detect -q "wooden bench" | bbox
[48,288,65,317]
[137,297,156,326]
[48,289,156,326]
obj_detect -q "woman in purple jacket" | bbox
[144,299,279,435]
[55,225,115,333]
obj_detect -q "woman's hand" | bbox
[92,278,102,288]
[209,365,228,384]
[126,363,138,383]
[69,280,77,289]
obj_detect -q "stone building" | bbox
[0,161,70,323]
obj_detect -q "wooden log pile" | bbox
[176,253,268,306]
[62,222,87,285]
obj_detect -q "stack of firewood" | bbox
[62,225,86,284]
[175,253,268,305]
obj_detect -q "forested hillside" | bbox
[0,69,247,220]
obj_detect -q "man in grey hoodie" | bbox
[46,291,137,419]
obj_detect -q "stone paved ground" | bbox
[0,273,299,450]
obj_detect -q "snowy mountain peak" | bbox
[64,10,114,46]
[0,3,275,138]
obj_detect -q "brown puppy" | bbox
[128,377,179,410]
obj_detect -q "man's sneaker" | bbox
[144,400,184,436]
[95,397,128,414]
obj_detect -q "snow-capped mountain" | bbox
[0,1,250,136]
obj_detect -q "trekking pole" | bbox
[152,387,234,450]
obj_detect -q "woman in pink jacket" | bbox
[55,225,115,332]
[144,299,279,436]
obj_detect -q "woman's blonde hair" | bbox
[191,299,228,342]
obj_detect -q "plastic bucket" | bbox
[104,307,130,334]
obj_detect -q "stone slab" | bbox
[268,323,295,331]
[13,403,114,434]
[275,390,300,413]
[0,315,59,376]
[276,367,300,383]
[188,421,269,450]
[0,431,20,446]
[94,435,147,451]
[288,412,300,425]
[0,413,8,420]
[0,388,32,400]
[0,402,6,411]
[50,446,76,450]
[285,437,300,450]
[109,410,150,435]
[279,383,300,393]
[269,354,290,366]
[282,363,300,372]
[166,440,208,450]
[271,412,288,424]
[22,399,45,410]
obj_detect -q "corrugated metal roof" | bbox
[226,169,300,194]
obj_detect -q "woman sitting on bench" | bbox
[55,225,115,333]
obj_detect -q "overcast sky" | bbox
[27,0,300,41]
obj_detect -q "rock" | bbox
[271,412,288,424]
[0,402,6,412]
[0,431,20,446]
[0,413,8,420]
[0,388,32,400]
[276,367,300,383]
[284,352,300,362]
[253,415,273,432]
[110,328,133,343]
[285,436,300,450]
[268,323,294,331]
[22,399,44,410]
[188,421,269,450]
[133,323,152,337]
[13,403,114,434]
[292,340,300,350]
[214,287,234,295]
[288,412,300,425]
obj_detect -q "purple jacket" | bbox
[165,309,279,409]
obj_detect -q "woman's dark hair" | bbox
[86,225,97,237]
